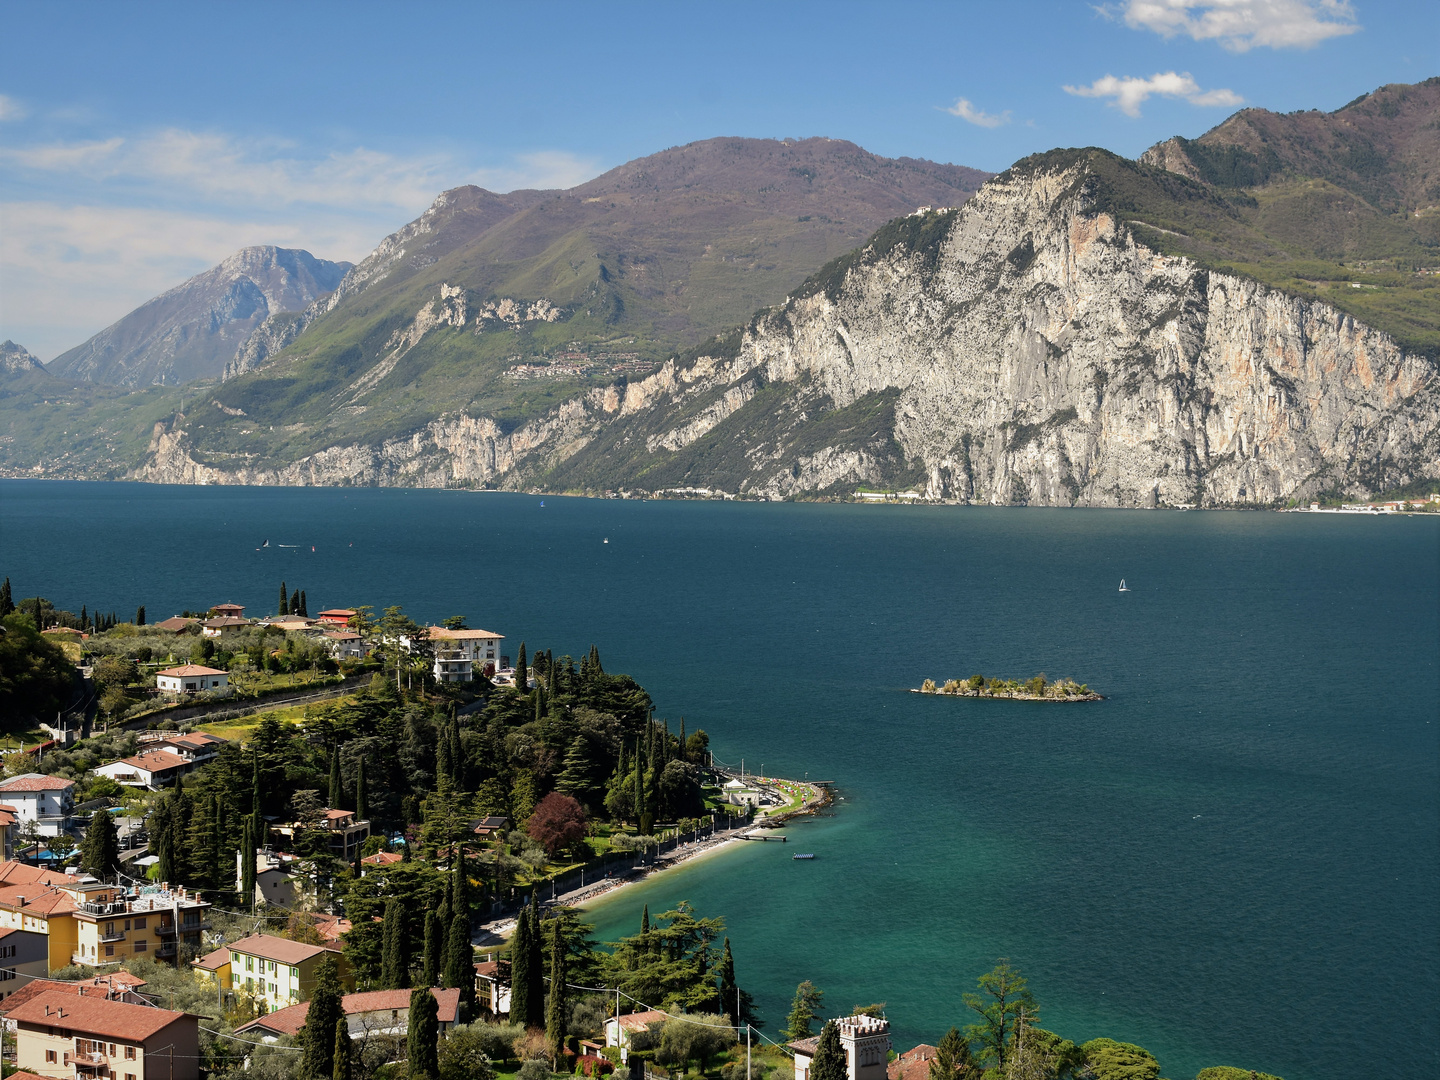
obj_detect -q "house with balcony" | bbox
[272,809,371,861]
[220,933,351,1011]
[148,733,226,765]
[198,617,250,639]
[322,630,370,659]
[7,989,200,1080]
[0,777,75,838]
[474,958,511,1018]
[92,750,190,791]
[69,884,211,968]
[603,1009,669,1063]
[0,805,16,861]
[408,626,505,683]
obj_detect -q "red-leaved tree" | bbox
[526,792,588,857]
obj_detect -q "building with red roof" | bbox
[0,777,74,837]
[235,987,461,1041]
[154,665,229,697]
[7,989,199,1080]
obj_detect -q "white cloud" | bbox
[0,94,25,121]
[1064,71,1244,117]
[944,98,1012,128]
[1109,0,1360,51]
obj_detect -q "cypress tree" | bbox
[447,717,462,790]
[240,817,256,906]
[251,747,262,820]
[290,588,301,615]
[590,645,602,674]
[301,957,344,1080]
[407,987,440,1080]
[0,577,12,618]
[640,904,650,935]
[437,733,453,795]
[544,915,568,1065]
[332,1017,351,1080]
[279,581,289,616]
[423,909,441,987]
[79,604,87,630]
[508,894,533,1026]
[718,937,737,1018]
[79,808,119,879]
[810,1022,846,1080]
[299,590,308,617]
[633,746,645,826]
[355,760,368,823]
[516,642,527,689]
[380,898,408,989]
[135,605,145,626]
[328,746,343,809]
[211,794,225,892]
[525,899,544,1027]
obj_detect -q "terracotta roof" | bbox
[615,1009,668,1031]
[474,960,500,977]
[157,664,228,677]
[152,617,196,631]
[165,733,225,751]
[90,971,146,990]
[0,861,73,886]
[318,609,357,618]
[103,749,189,772]
[7,990,190,1041]
[210,604,246,614]
[0,774,75,792]
[7,1070,51,1080]
[228,933,334,965]
[42,627,87,637]
[325,809,355,821]
[0,807,15,827]
[427,626,504,640]
[789,1037,820,1055]
[236,988,461,1037]
[309,914,353,942]
[200,617,250,628]
[888,1045,939,1080]
[192,946,231,972]
[323,630,361,640]
[361,851,403,866]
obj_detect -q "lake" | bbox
[2,480,1436,1079]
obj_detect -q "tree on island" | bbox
[963,960,1035,1076]
[809,1022,846,1080]
[784,980,824,1041]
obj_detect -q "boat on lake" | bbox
[1118,579,1130,592]
[793,853,815,860]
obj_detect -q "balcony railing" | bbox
[99,930,126,943]
[156,942,177,958]
[155,922,176,936]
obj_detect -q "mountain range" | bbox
[3,80,1437,503]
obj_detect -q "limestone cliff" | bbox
[136,152,1440,505]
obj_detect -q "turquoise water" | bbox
[2,480,1436,1079]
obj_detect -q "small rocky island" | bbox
[915,674,1102,702]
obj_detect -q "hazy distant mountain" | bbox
[47,246,352,388]
[0,341,42,374]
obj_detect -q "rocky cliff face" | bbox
[49,246,351,388]
[136,154,1439,505]
[0,341,43,374]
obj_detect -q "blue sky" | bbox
[1,0,1436,360]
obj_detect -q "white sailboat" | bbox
[1118,579,1130,592]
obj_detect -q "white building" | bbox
[155,664,230,696]
[792,1015,892,1080]
[199,616,251,638]
[322,630,370,659]
[723,778,761,806]
[412,626,504,683]
[0,775,75,837]
[93,748,194,790]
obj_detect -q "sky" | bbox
[1,0,1436,361]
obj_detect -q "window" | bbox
[110,1044,117,1055]
[105,945,114,957]
[127,1073,137,1080]
[135,940,146,951]
[125,1047,136,1060]
[133,917,145,930]
[46,1051,57,1063]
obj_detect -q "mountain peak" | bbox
[0,340,43,374]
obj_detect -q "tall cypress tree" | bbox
[508,895,534,1026]
[407,988,440,1080]
[380,898,408,990]
[810,1022,846,1080]
[447,718,462,790]
[290,588,301,615]
[545,915,568,1065]
[640,904,650,935]
[718,937,737,1019]
[515,642,527,689]
[299,590,308,617]
[302,957,345,1080]
[135,605,146,626]
[423,910,441,988]
[240,817,256,906]
[331,1017,351,1080]
[525,899,544,1027]
[211,794,225,892]
[279,581,289,616]
[633,745,646,826]
[328,746,343,809]
[79,808,118,879]
[0,577,12,618]
[355,760,368,823]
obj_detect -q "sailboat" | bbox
[1118,579,1130,592]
